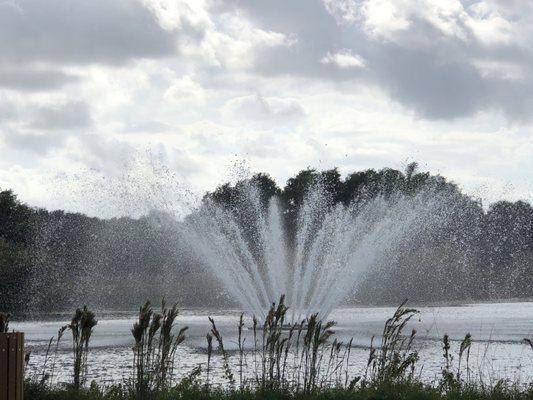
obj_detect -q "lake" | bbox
[12,301,533,387]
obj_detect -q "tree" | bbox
[0,189,35,245]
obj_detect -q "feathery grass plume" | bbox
[36,326,68,388]
[441,333,473,390]
[458,333,472,382]
[344,338,355,387]
[265,296,296,389]
[364,336,376,383]
[131,300,155,394]
[252,316,258,384]
[209,316,235,390]
[240,295,347,392]
[442,334,452,379]
[0,312,9,333]
[48,325,68,387]
[229,295,358,392]
[206,333,213,387]
[131,300,188,393]
[368,300,419,384]
[237,313,245,389]
[39,337,54,386]
[301,314,336,392]
[24,350,31,372]
[175,365,202,392]
[158,300,186,387]
[68,306,97,390]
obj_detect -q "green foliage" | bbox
[0,189,36,244]
[22,379,533,400]
[206,173,281,210]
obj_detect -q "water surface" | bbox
[13,301,533,387]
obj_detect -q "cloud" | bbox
[28,101,92,130]
[66,133,136,174]
[0,0,177,66]
[3,131,67,155]
[0,98,16,121]
[2,0,533,214]
[321,49,366,69]
[221,0,533,121]
[0,100,91,154]
[223,94,305,123]
[0,68,79,92]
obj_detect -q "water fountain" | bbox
[172,181,454,322]
[42,163,459,321]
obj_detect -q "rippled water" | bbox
[12,301,533,387]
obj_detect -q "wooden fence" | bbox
[0,333,24,400]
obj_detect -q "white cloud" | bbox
[196,19,292,70]
[325,0,516,45]
[321,49,366,69]
[164,75,209,106]
[466,2,515,45]
[222,94,305,123]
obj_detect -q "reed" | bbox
[23,298,533,398]
[36,326,68,388]
[441,333,473,390]
[49,326,68,386]
[208,316,235,390]
[206,333,213,387]
[39,337,54,386]
[67,306,97,390]
[237,313,245,389]
[0,312,9,332]
[131,300,188,394]
[218,295,355,393]
[365,300,419,384]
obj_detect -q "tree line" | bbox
[1,163,532,313]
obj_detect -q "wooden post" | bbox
[0,333,24,400]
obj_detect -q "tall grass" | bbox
[209,316,236,390]
[365,300,419,384]
[67,306,97,390]
[441,333,472,390]
[206,296,357,393]
[19,297,533,399]
[23,380,533,400]
[0,311,9,332]
[131,300,188,394]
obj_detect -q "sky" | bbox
[1,0,533,215]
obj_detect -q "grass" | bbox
[0,311,9,332]
[23,381,533,400]
[13,297,533,399]
[130,300,188,393]
[68,306,98,390]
